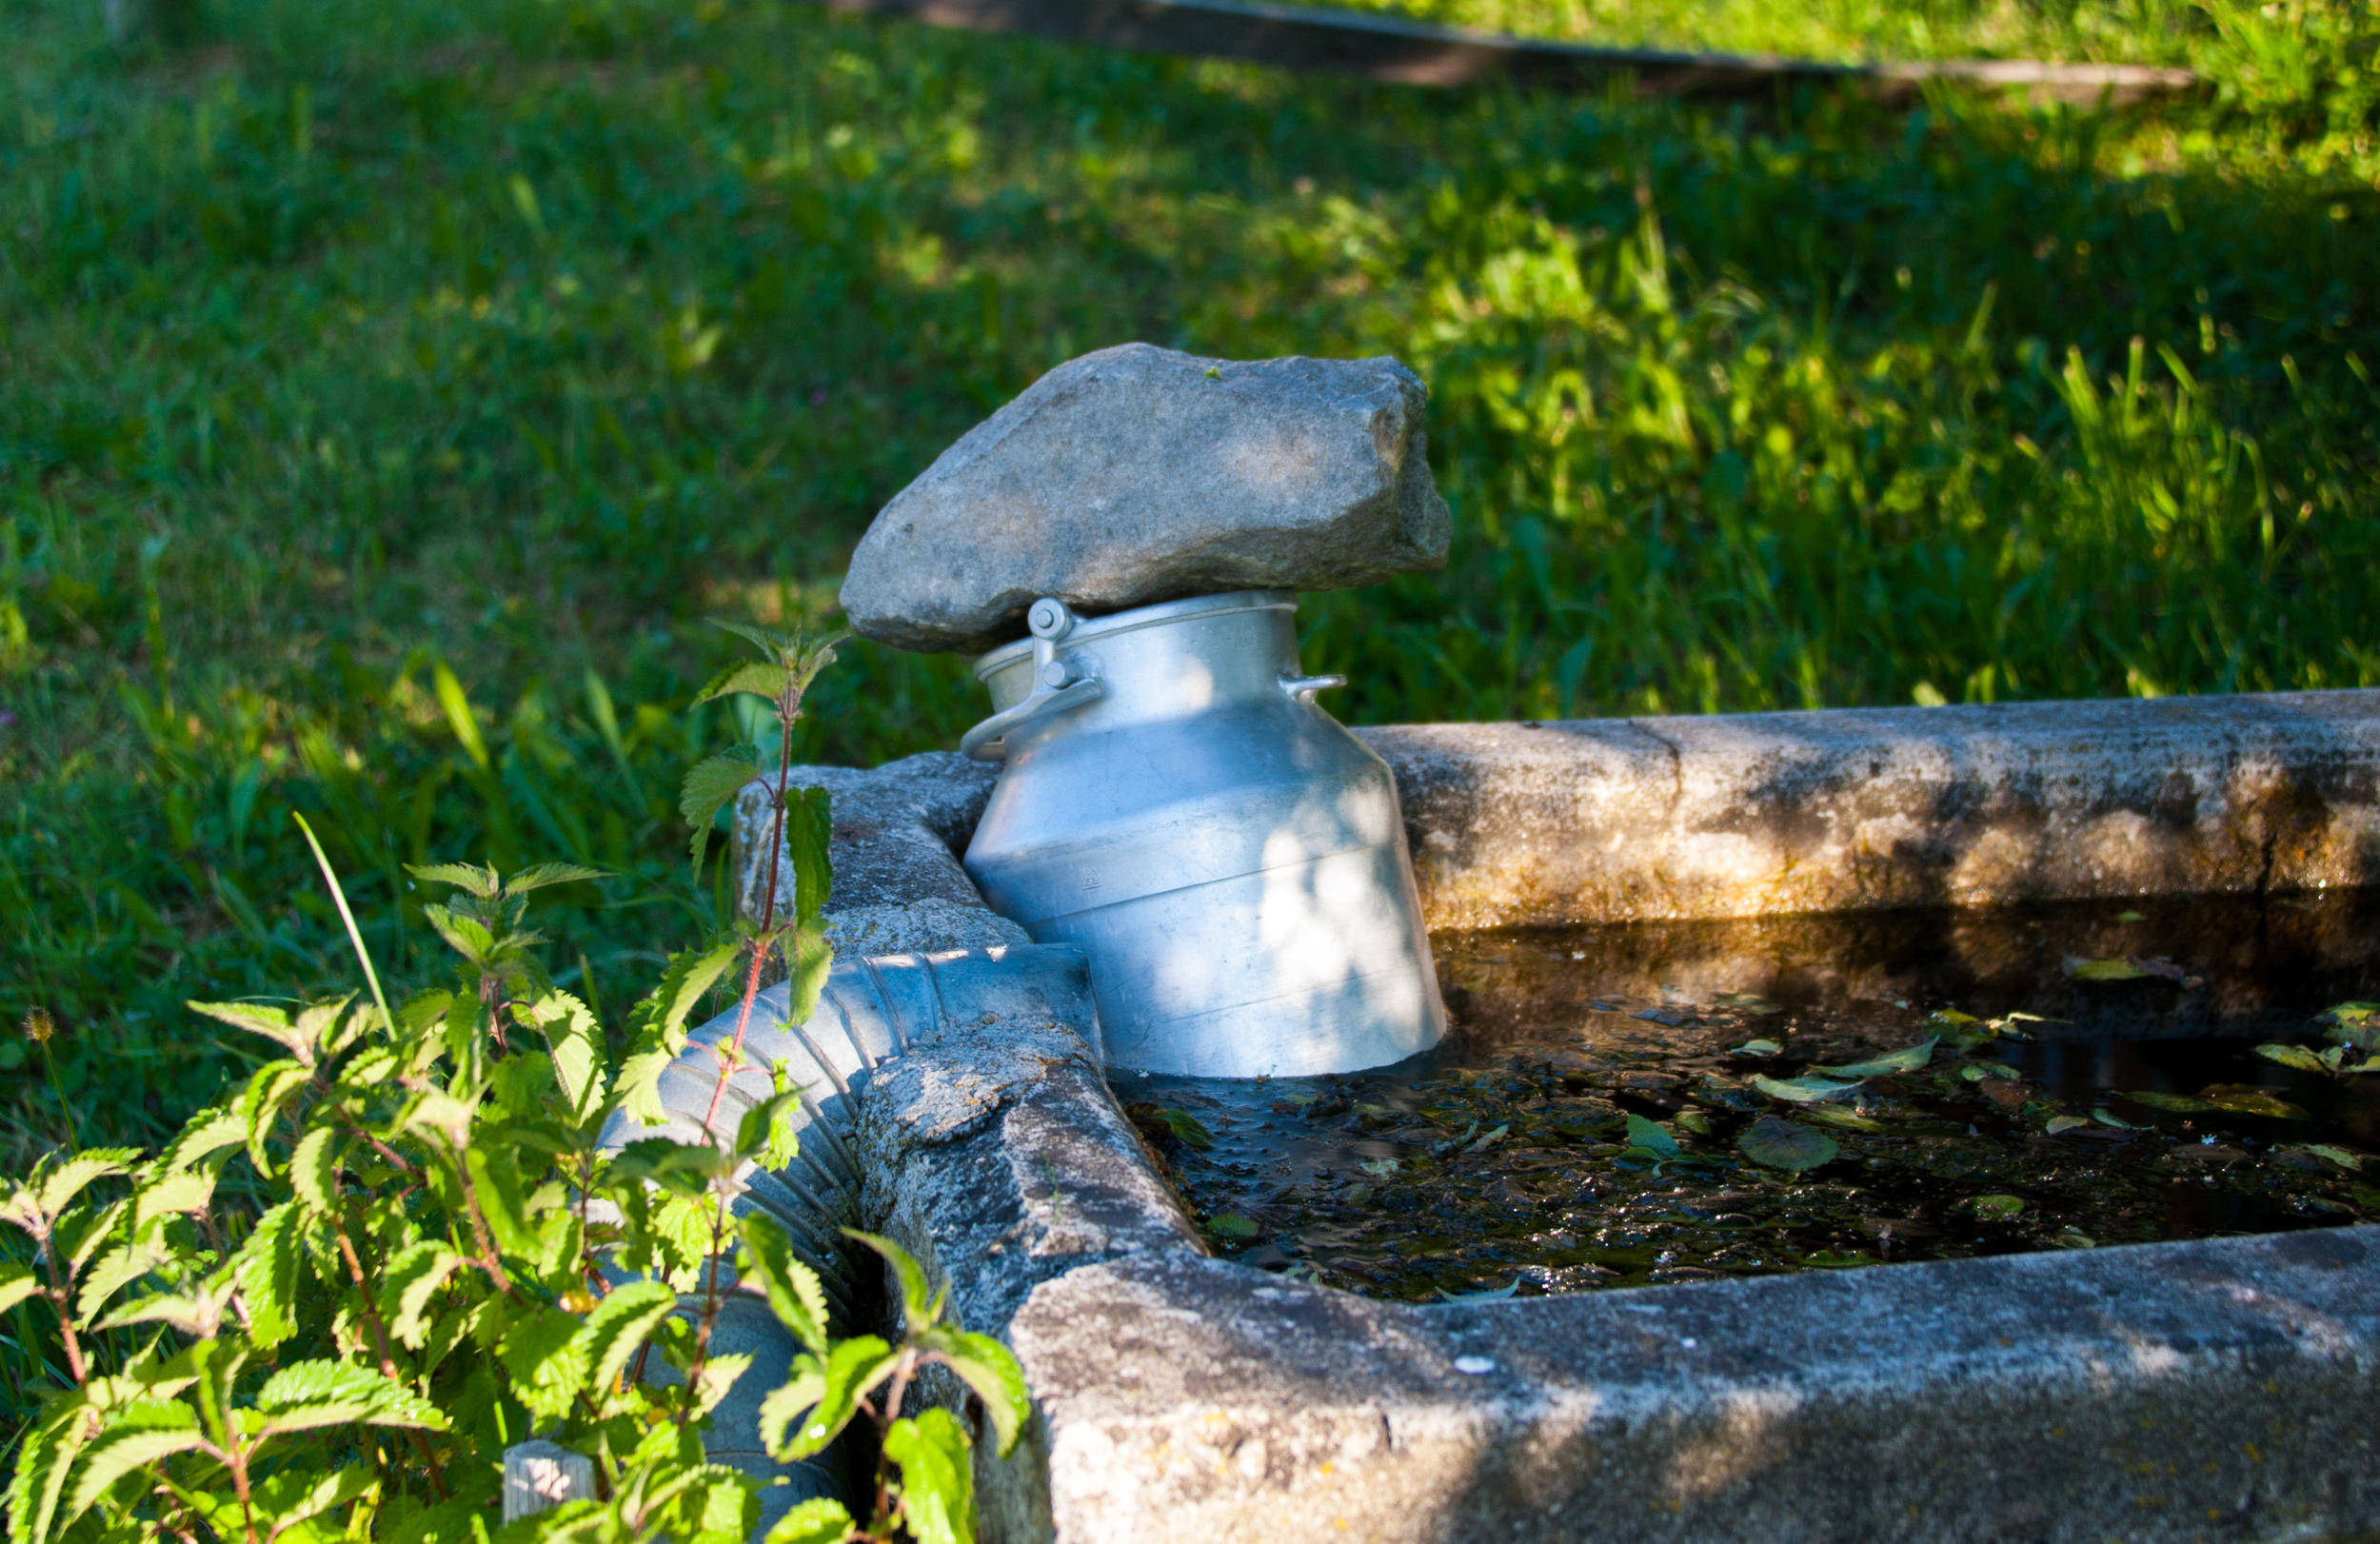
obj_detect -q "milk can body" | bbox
[960,589,1446,1079]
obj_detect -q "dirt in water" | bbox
[1125,892,2380,1300]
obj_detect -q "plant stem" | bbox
[37,1240,86,1385]
[39,1043,78,1150]
[292,813,395,1036]
[333,1211,451,1499]
[700,683,800,1137]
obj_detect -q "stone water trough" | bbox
[734,687,2380,1543]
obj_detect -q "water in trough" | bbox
[1125,891,2380,1300]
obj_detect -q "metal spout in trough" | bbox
[961,590,1447,1079]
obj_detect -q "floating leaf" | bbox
[1730,1039,1783,1057]
[1966,1194,2025,1218]
[2318,1001,2380,1052]
[1961,1061,2021,1082]
[1800,1250,1874,1268]
[2121,1089,2213,1112]
[2282,1144,2365,1172]
[2043,1115,2091,1136]
[1815,1038,1936,1079]
[2198,1084,2311,1120]
[2114,909,2147,922]
[2053,1229,2097,1249]
[1435,1278,1520,1302]
[1713,993,1782,1015]
[1208,1214,1259,1239]
[1674,1109,1715,1136]
[2064,956,2150,980]
[1623,1114,1678,1158]
[1130,1104,1214,1151]
[1735,1117,1837,1174]
[1359,1158,1399,1178]
[2092,1107,2146,1131]
[2255,1043,2331,1074]
[1800,1105,1883,1132]
[1752,1073,1863,1104]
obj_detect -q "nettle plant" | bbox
[1,623,1028,1544]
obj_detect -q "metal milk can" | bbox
[959,589,1447,1079]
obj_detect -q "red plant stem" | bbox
[700,683,801,1137]
[39,1244,87,1385]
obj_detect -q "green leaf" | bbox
[249,1465,377,1534]
[10,1394,95,1544]
[1729,1039,1783,1057]
[761,1336,898,1461]
[233,1201,307,1349]
[431,661,489,770]
[846,1230,944,1329]
[405,861,501,899]
[1622,1113,1678,1157]
[783,786,834,929]
[782,926,835,1036]
[762,1497,857,1544]
[696,660,794,705]
[154,1107,247,1176]
[30,1150,140,1220]
[381,1240,465,1350]
[741,1214,833,1357]
[1208,1214,1259,1239]
[737,1088,804,1174]
[916,1325,1032,1458]
[578,1279,680,1399]
[2255,1042,2332,1074]
[682,750,764,878]
[2063,955,2152,981]
[290,1127,340,1215]
[1735,1116,1837,1174]
[0,1263,42,1317]
[61,1402,208,1529]
[2044,1114,2091,1136]
[2122,1089,2214,1112]
[2282,1144,2366,1172]
[235,1059,310,1175]
[1799,1104,1883,1132]
[466,1142,535,1258]
[2318,1001,2380,1053]
[882,1407,976,1544]
[2198,1084,2311,1119]
[188,1000,327,1067]
[708,617,798,660]
[1132,1104,1214,1150]
[420,904,496,967]
[499,1305,593,1421]
[502,861,608,897]
[1966,1193,2026,1218]
[524,992,607,1126]
[253,1358,450,1435]
[1815,1038,1936,1078]
[1750,1073,1864,1104]
[73,1237,175,1325]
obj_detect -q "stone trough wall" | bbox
[734,689,2380,1544]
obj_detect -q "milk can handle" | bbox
[960,677,1105,762]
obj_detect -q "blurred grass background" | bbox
[0,0,2374,1153]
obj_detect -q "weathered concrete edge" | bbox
[1007,1231,2380,1543]
[741,690,2380,935]
[1360,687,2380,929]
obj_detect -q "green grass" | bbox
[0,0,2374,1154]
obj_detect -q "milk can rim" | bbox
[969,589,1298,683]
